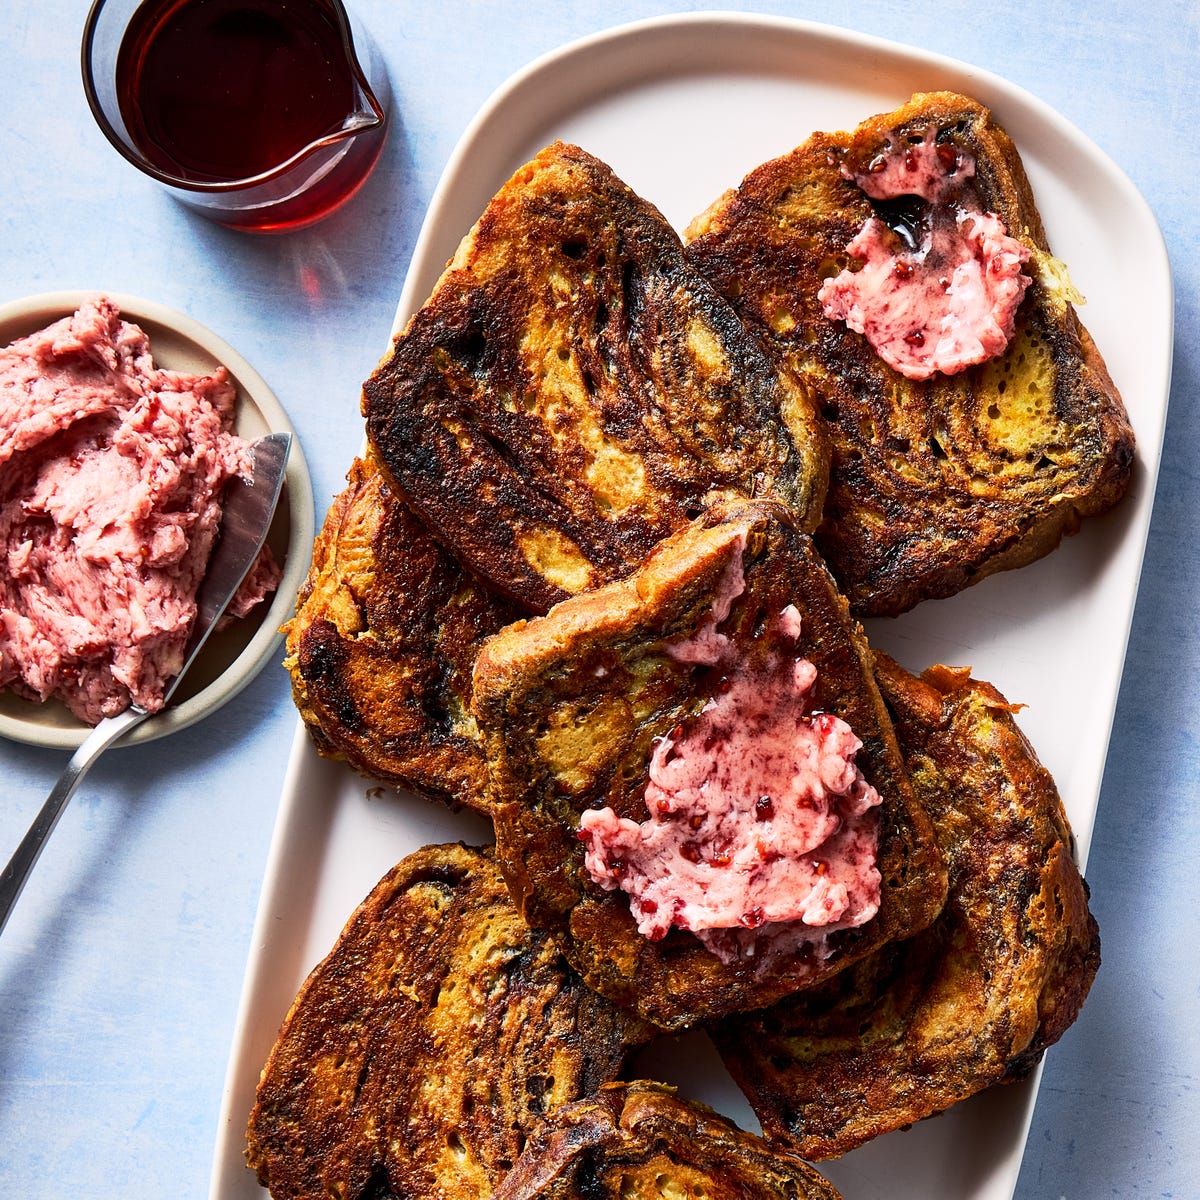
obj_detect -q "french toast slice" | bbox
[493,1081,844,1200]
[364,141,829,614]
[245,843,656,1200]
[472,501,946,1030]
[686,91,1135,616]
[710,654,1100,1160]
[282,451,522,812]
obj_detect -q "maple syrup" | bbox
[105,0,386,230]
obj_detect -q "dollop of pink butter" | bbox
[578,584,882,967]
[818,128,1031,381]
[0,296,281,724]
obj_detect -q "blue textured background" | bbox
[1,2,1196,1197]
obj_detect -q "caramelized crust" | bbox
[246,844,655,1200]
[283,452,521,812]
[711,654,1100,1159]
[493,1081,844,1200]
[472,502,945,1030]
[364,141,829,613]
[686,91,1135,615]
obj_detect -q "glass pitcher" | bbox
[82,0,390,232]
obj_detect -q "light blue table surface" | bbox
[2,2,1196,1196]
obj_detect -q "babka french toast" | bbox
[282,452,521,812]
[710,654,1100,1160]
[245,843,656,1200]
[472,501,946,1030]
[364,141,829,614]
[686,91,1135,616]
[493,1081,844,1200]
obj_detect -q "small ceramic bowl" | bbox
[0,290,315,749]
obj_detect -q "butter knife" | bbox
[0,431,291,935]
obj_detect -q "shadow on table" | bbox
[181,96,426,326]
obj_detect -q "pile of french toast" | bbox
[246,92,1131,1200]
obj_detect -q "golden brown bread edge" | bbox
[710,653,1100,1160]
[492,1081,844,1200]
[282,451,521,813]
[363,140,829,614]
[472,501,946,1030]
[245,843,656,1200]
[685,91,1135,616]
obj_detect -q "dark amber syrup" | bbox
[114,0,384,230]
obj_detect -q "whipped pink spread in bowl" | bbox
[0,292,314,749]
[578,549,883,968]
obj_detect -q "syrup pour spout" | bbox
[340,79,386,136]
[333,0,388,138]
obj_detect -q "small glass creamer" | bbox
[82,0,390,232]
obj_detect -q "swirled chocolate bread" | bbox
[492,1081,844,1200]
[282,451,521,812]
[364,141,829,614]
[710,653,1100,1160]
[686,91,1134,616]
[245,843,655,1200]
[472,501,945,1031]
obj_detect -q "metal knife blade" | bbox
[163,429,292,705]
